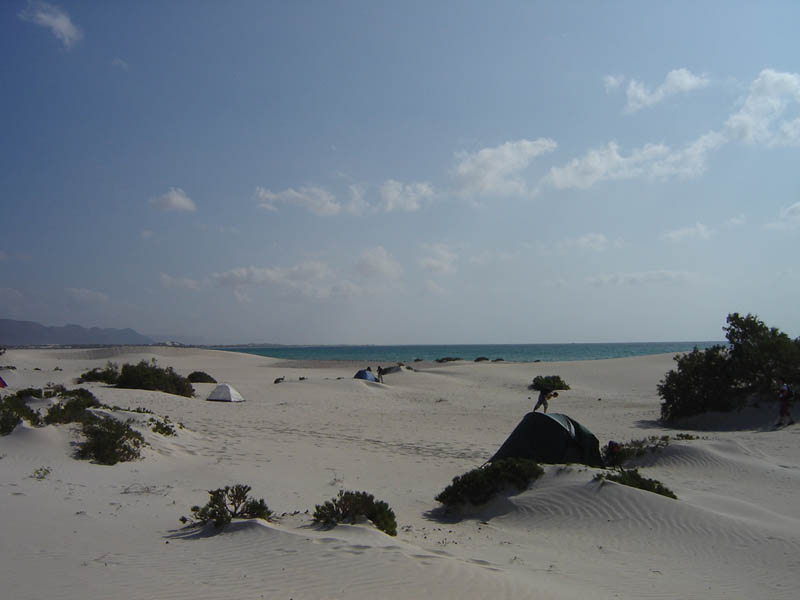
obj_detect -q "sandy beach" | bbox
[1,346,798,599]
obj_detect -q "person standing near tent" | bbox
[377,366,384,383]
[533,390,558,413]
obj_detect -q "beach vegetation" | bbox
[181,484,273,529]
[0,390,43,427]
[0,410,21,435]
[77,362,120,385]
[594,468,677,499]
[659,313,800,421]
[75,415,144,465]
[149,416,176,436]
[313,490,397,536]
[435,458,544,508]
[602,436,671,466]
[435,357,461,363]
[115,359,194,397]
[187,371,217,383]
[529,375,570,392]
[31,466,51,480]
[44,388,102,425]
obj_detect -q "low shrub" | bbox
[181,484,272,529]
[602,435,671,466]
[0,410,21,435]
[435,458,544,508]
[0,391,42,426]
[75,415,144,465]
[150,416,176,436]
[44,388,101,425]
[313,490,397,536]
[115,359,193,397]
[529,375,570,392]
[77,362,120,385]
[594,468,677,499]
[187,371,217,384]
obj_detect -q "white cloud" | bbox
[380,180,434,212]
[160,273,204,291]
[454,138,557,197]
[468,250,515,265]
[19,1,83,49]
[111,57,129,70]
[558,232,612,252]
[65,287,109,304]
[150,187,197,212]
[256,185,340,216]
[140,230,154,240]
[212,261,349,298]
[420,243,458,275]
[356,246,403,280]
[604,74,625,92]
[546,141,668,189]
[724,69,800,146]
[766,201,800,230]
[425,280,446,295]
[625,68,710,112]
[726,214,746,227]
[586,270,695,287]
[346,183,371,214]
[233,289,252,304]
[662,222,716,242]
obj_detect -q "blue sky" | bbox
[2,1,799,345]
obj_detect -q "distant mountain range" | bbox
[0,319,154,346]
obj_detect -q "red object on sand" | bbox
[0,375,6,388]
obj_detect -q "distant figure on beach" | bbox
[533,390,558,413]
[377,366,384,383]
[775,379,795,427]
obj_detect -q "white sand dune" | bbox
[1,347,799,599]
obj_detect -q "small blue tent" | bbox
[354,369,378,382]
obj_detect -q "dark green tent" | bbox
[489,412,603,467]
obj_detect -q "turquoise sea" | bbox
[218,341,724,364]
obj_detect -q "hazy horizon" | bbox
[3,1,799,345]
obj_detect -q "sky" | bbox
[2,1,799,345]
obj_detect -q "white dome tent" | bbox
[206,383,245,403]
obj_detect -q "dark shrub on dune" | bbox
[436,458,544,508]
[529,375,570,392]
[594,468,677,499]
[0,410,21,435]
[0,391,42,428]
[115,359,193,397]
[78,362,120,385]
[313,490,397,536]
[76,415,144,465]
[187,371,217,384]
[659,313,800,421]
[45,388,101,425]
[181,484,272,529]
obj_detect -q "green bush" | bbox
[529,375,570,392]
[44,389,101,425]
[187,371,217,384]
[0,391,42,426]
[181,484,272,529]
[594,468,677,499]
[75,415,144,465]
[602,436,671,466]
[0,410,21,435]
[149,416,176,436]
[313,490,397,536]
[658,313,800,421]
[115,359,193,397]
[435,458,544,508]
[77,362,120,384]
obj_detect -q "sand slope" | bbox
[1,347,799,599]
